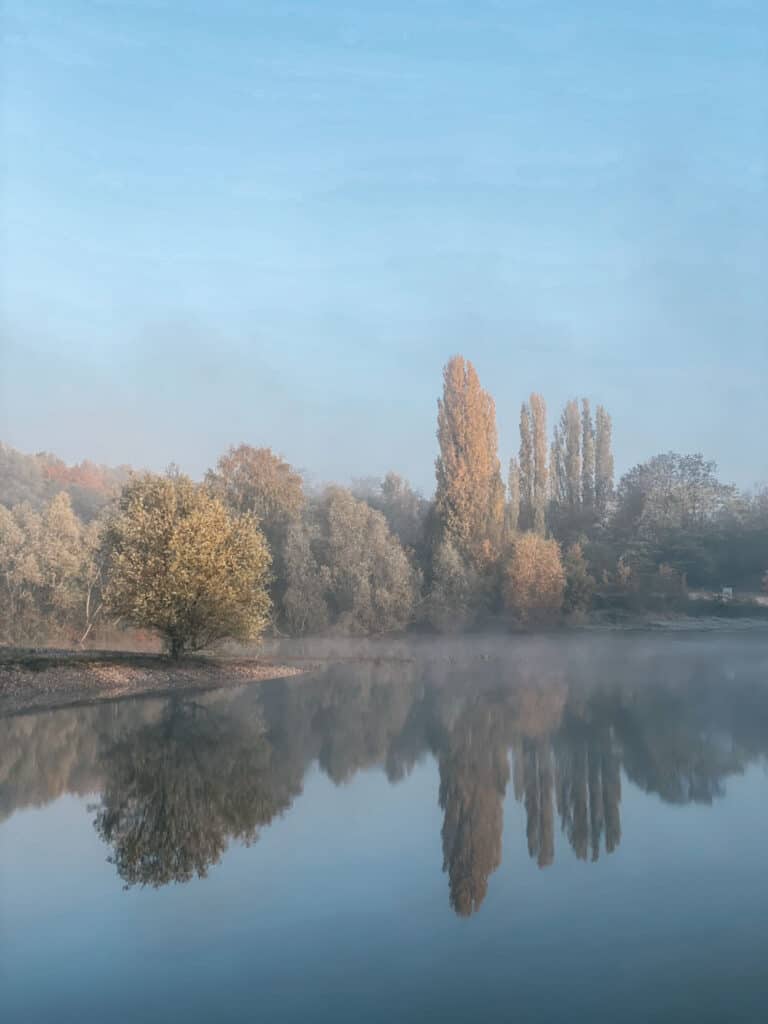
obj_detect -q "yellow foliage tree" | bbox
[503,533,565,623]
[435,356,505,567]
[104,473,271,657]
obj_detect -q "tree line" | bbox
[1,354,767,652]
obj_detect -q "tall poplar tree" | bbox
[435,356,505,566]
[581,399,595,511]
[530,393,548,535]
[595,405,614,520]
[549,426,567,508]
[507,457,521,536]
[519,402,534,531]
[561,400,582,510]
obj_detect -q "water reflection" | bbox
[1,637,767,914]
[94,700,289,887]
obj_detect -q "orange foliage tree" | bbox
[434,356,505,568]
[503,533,565,623]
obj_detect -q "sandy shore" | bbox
[0,649,309,717]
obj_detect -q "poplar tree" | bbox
[435,356,505,567]
[595,405,614,520]
[549,426,567,508]
[561,400,582,509]
[530,393,548,535]
[581,399,595,511]
[519,402,534,531]
[507,457,521,536]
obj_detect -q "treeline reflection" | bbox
[2,639,767,914]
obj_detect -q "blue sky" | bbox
[1,0,766,492]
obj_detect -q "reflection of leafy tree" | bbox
[94,701,291,887]
[615,687,745,805]
[437,698,510,916]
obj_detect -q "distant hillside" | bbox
[0,442,133,521]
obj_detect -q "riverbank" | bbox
[5,615,768,717]
[0,649,309,717]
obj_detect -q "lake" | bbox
[2,633,767,1023]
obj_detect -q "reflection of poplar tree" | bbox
[555,720,622,862]
[437,700,510,917]
[557,740,589,860]
[521,739,554,868]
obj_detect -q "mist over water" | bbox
[2,633,767,1023]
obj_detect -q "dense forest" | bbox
[1,356,767,651]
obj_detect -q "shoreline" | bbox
[0,649,311,718]
[3,617,768,717]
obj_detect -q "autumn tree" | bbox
[502,533,565,624]
[206,444,304,527]
[206,444,305,624]
[103,473,271,657]
[435,356,505,567]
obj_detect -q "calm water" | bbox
[2,634,767,1024]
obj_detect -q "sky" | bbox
[1,0,766,493]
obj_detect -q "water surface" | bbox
[2,634,767,1023]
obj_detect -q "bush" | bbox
[503,534,565,624]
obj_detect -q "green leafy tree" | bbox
[0,503,42,642]
[507,457,520,537]
[562,542,596,615]
[561,399,582,510]
[282,519,330,636]
[595,405,614,520]
[530,393,548,535]
[581,400,595,511]
[310,487,420,635]
[425,538,482,633]
[519,402,534,530]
